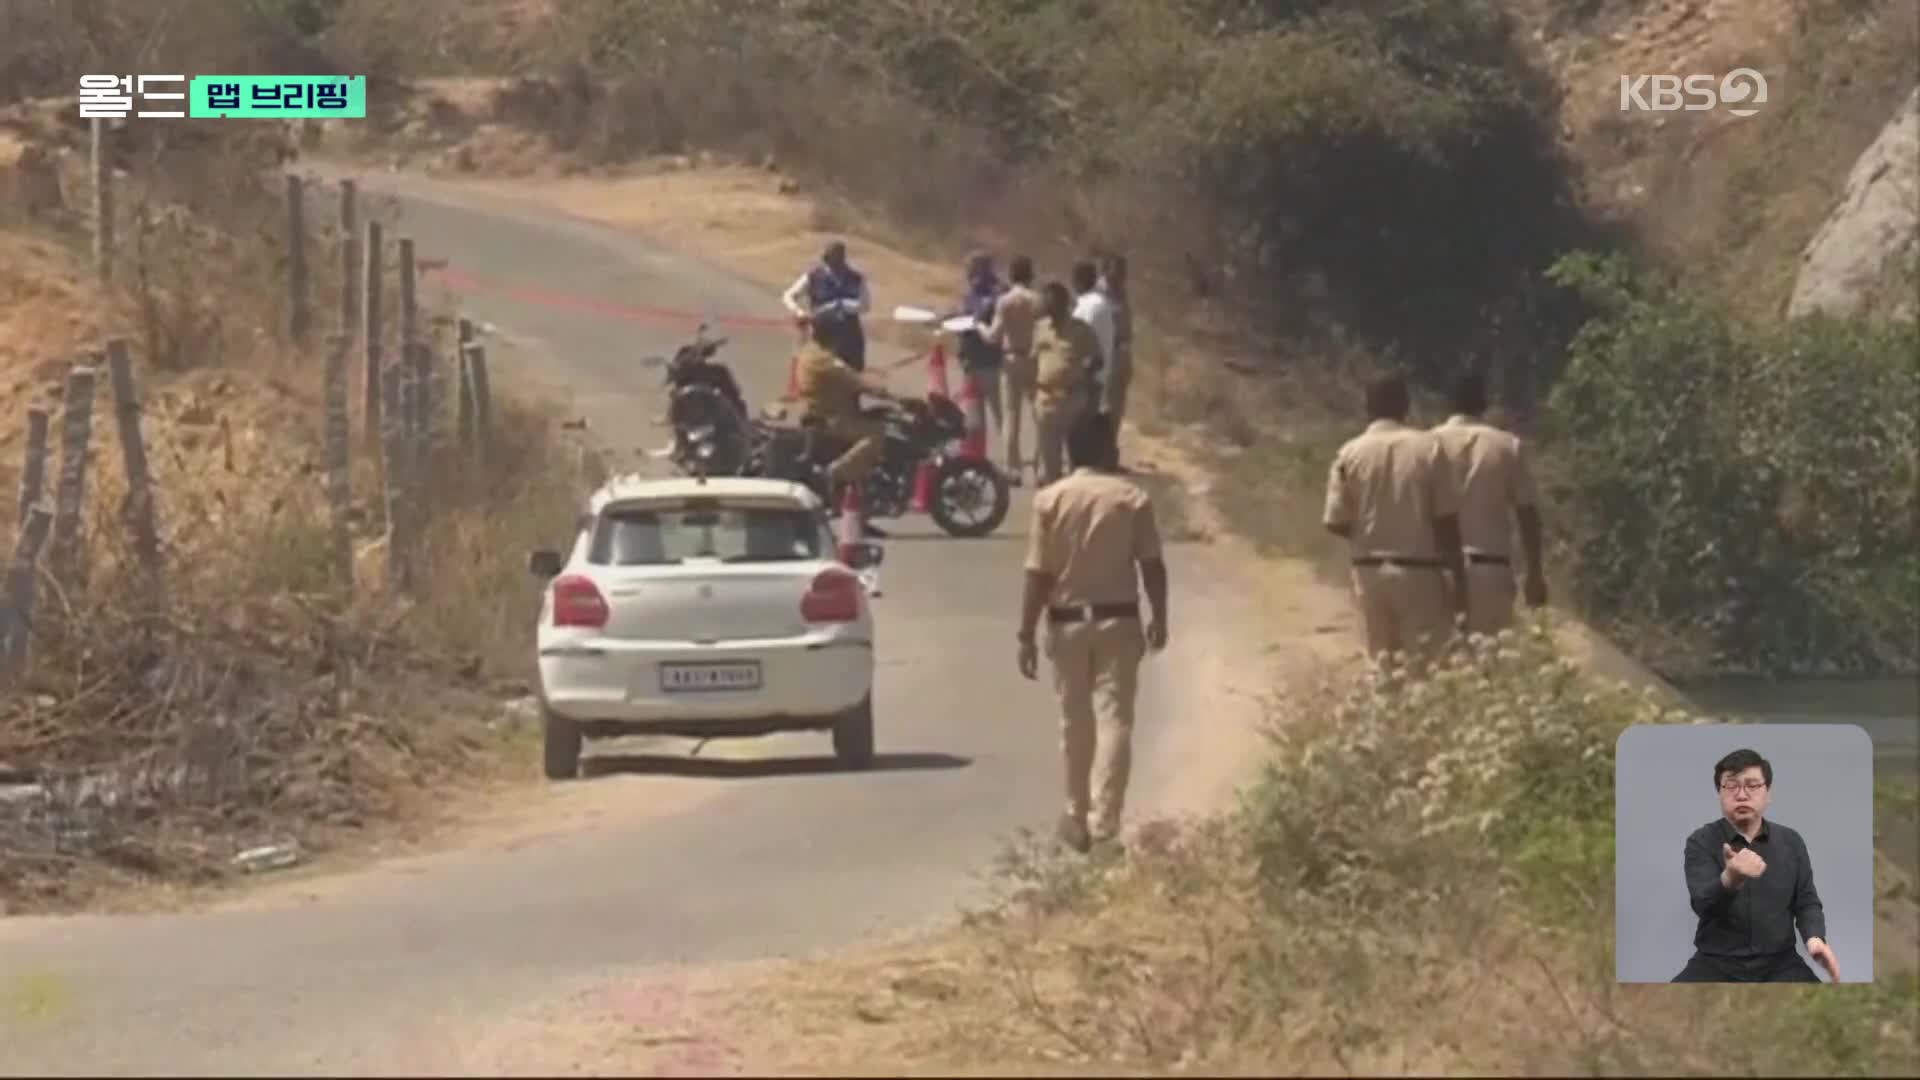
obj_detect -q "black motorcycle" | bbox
[646,327,759,478]
[761,393,1011,539]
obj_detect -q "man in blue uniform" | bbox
[783,240,872,371]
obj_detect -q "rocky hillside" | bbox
[1788,86,1919,321]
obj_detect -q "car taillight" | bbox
[551,574,609,628]
[800,568,862,622]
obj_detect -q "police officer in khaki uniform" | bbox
[1429,371,1548,637]
[985,255,1043,484]
[1018,410,1168,853]
[1322,372,1467,668]
[1029,281,1102,485]
[793,317,900,529]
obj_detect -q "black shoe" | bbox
[861,521,890,539]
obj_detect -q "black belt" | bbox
[1047,602,1139,623]
[1351,556,1442,569]
[1466,552,1511,566]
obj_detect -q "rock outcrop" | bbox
[1786,86,1919,321]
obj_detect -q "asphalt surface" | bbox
[0,169,1267,1075]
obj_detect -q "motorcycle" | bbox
[646,321,1012,539]
[642,325,760,478]
[760,392,1011,539]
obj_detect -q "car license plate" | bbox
[659,661,763,693]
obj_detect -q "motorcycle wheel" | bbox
[928,456,1010,538]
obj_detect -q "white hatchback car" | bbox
[527,474,883,779]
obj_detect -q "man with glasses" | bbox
[1673,748,1839,983]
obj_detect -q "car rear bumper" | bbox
[538,634,873,729]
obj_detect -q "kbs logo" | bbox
[1618,69,1769,117]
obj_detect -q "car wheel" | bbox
[832,695,875,769]
[543,707,582,780]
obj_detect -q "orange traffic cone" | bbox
[957,371,988,459]
[836,480,865,562]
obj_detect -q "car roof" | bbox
[586,472,825,514]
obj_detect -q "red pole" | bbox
[926,339,952,399]
[957,370,988,459]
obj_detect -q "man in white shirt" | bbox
[1070,260,1115,397]
[781,240,873,370]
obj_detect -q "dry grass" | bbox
[514,626,1919,1078]
[0,103,581,913]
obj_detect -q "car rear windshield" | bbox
[589,502,832,565]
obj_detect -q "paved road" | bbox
[0,170,1266,1075]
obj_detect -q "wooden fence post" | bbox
[105,339,165,615]
[468,341,493,461]
[287,173,309,347]
[456,318,475,446]
[324,333,353,595]
[427,315,450,448]
[91,118,113,284]
[397,238,425,459]
[380,364,411,592]
[339,179,359,341]
[398,236,417,355]
[415,339,433,444]
[17,406,49,530]
[49,363,97,594]
[325,331,355,717]
[364,219,384,457]
[405,341,431,520]
[0,505,54,681]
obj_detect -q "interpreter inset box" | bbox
[1615,723,1875,983]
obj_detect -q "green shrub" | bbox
[1244,619,1682,931]
[1543,251,1920,676]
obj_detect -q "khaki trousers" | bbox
[970,366,1005,455]
[1351,563,1454,668]
[1003,351,1036,472]
[1461,561,1518,638]
[1032,388,1082,484]
[823,417,886,487]
[1045,615,1145,840]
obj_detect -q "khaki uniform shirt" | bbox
[1026,467,1164,607]
[1429,414,1540,557]
[987,283,1041,358]
[1322,419,1459,560]
[1031,314,1100,398]
[793,341,876,424]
